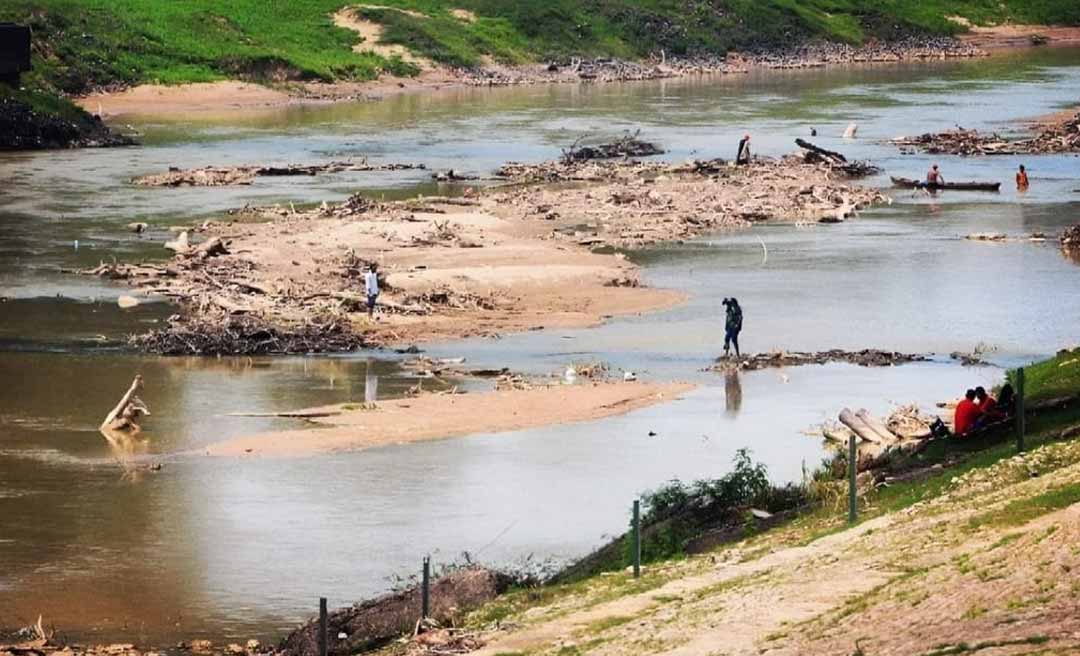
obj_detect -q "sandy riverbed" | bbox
[206,380,694,456]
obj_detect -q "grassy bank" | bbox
[418,349,1080,655]
[2,0,1077,148]
[3,1,1080,96]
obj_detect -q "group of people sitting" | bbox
[953,384,1016,436]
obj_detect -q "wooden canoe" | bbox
[891,176,1001,192]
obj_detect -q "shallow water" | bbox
[1,48,1079,644]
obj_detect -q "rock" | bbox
[117,295,140,309]
[165,231,190,253]
[127,222,148,233]
[843,123,858,139]
[189,640,213,653]
[225,644,244,655]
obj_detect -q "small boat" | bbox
[891,176,1001,192]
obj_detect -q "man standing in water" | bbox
[722,297,743,359]
[365,262,380,319]
[1016,164,1029,190]
[735,133,751,166]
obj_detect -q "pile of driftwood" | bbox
[133,161,425,187]
[716,349,927,372]
[279,568,508,656]
[890,128,1019,156]
[823,406,937,472]
[130,314,367,355]
[562,131,664,163]
[891,113,1080,156]
[795,139,880,177]
[1062,224,1080,249]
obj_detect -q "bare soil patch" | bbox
[333,6,433,69]
[205,380,693,457]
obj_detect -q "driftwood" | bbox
[133,161,425,187]
[279,568,509,656]
[561,130,664,163]
[718,349,927,372]
[839,408,883,444]
[101,375,149,432]
[795,139,880,177]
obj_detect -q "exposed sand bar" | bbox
[207,381,695,457]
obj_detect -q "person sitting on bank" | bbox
[736,133,751,166]
[953,388,982,436]
[926,164,945,186]
[996,383,1016,418]
[1016,164,1029,190]
[974,386,1004,424]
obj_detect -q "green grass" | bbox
[3,0,1080,98]
[1016,348,1080,403]
[968,482,1080,529]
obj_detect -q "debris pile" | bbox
[1062,224,1080,249]
[822,405,937,472]
[795,139,880,177]
[133,161,424,187]
[130,314,366,356]
[891,112,1080,155]
[279,568,508,656]
[562,131,664,162]
[714,349,927,372]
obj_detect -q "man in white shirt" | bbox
[365,263,379,319]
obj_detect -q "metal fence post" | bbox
[848,434,857,524]
[421,556,431,619]
[632,499,641,578]
[318,597,328,656]
[1016,367,1026,453]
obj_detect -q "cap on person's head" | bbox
[966,389,976,400]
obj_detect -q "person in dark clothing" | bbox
[996,383,1016,418]
[736,133,751,166]
[722,297,743,358]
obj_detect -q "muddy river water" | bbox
[2,48,1079,644]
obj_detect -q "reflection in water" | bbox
[100,427,153,482]
[1062,247,1080,267]
[365,360,379,404]
[725,371,743,416]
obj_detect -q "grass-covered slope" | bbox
[2,0,1080,95]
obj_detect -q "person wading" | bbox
[365,262,380,319]
[1016,164,1029,190]
[722,297,743,358]
[735,133,751,166]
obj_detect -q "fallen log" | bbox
[839,407,883,444]
[855,409,899,444]
[795,138,847,163]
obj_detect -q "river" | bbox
[1,47,1078,645]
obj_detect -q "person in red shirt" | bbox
[975,386,1004,423]
[954,389,982,436]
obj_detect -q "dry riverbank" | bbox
[84,151,885,354]
[206,380,694,457]
[76,37,985,119]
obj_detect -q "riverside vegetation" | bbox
[2,0,1080,147]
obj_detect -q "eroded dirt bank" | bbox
[85,152,886,354]
[206,380,694,457]
[76,37,985,119]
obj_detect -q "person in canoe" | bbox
[1016,164,1029,190]
[926,164,945,187]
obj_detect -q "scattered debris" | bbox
[562,131,664,162]
[891,112,1080,155]
[279,568,508,656]
[133,161,425,187]
[1062,224,1080,249]
[715,349,927,372]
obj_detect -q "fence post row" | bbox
[421,556,431,619]
[632,499,641,578]
[1016,367,1026,453]
[318,597,328,656]
[848,434,857,524]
